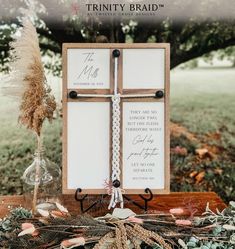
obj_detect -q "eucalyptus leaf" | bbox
[187,241,196,247]
[229,201,235,209]
[201,246,209,249]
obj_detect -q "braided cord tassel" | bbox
[108,94,123,209]
[108,53,124,209]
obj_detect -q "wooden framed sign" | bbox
[62,43,170,196]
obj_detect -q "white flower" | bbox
[129,20,138,27]
[122,25,130,34]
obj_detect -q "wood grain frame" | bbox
[62,43,170,195]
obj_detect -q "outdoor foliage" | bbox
[0,0,235,75]
[0,68,234,203]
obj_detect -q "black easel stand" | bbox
[75,188,153,213]
[123,188,153,212]
[74,188,108,213]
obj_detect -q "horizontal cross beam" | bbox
[68,90,164,99]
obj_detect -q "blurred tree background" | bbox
[0,0,234,202]
[1,0,235,74]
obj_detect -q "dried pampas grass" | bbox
[8,17,56,137]
[6,16,57,214]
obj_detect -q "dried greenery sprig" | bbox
[1,202,235,249]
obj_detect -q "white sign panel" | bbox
[123,49,165,89]
[67,102,110,189]
[67,49,110,89]
[123,102,165,189]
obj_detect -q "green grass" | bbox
[0,67,234,201]
[171,68,235,148]
[0,94,62,195]
[170,68,235,202]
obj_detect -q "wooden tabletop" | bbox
[0,192,226,218]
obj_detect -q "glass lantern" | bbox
[22,148,61,212]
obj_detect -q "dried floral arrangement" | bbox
[5,14,56,213]
[7,16,56,138]
[0,202,235,249]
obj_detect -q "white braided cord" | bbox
[108,57,123,209]
[111,94,121,181]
